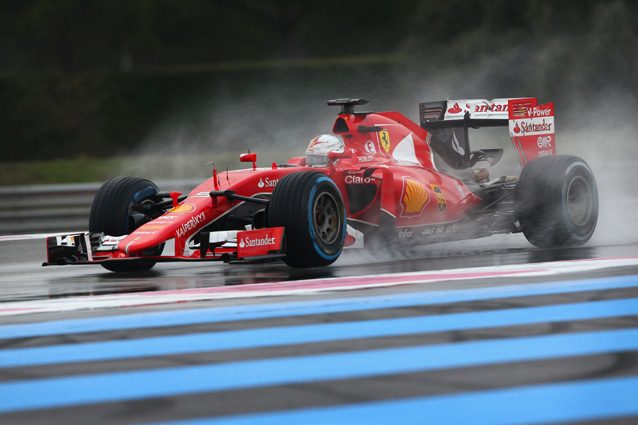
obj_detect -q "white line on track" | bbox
[0,232,81,242]
[0,257,637,317]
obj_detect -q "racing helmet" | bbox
[305,134,345,166]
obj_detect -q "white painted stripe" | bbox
[0,232,82,242]
[0,257,636,317]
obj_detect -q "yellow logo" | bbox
[170,203,196,213]
[378,130,391,153]
[400,177,429,217]
[429,183,447,212]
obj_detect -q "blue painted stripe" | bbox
[1,275,637,339]
[1,328,638,413]
[1,298,637,368]
[145,376,638,425]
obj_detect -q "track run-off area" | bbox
[1,235,638,424]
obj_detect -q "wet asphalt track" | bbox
[1,234,638,424]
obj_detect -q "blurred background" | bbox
[1,0,636,185]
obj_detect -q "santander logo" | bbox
[447,103,462,114]
[513,122,521,134]
[257,177,278,189]
[239,236,276,248]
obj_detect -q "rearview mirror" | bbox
[240,152,257,170]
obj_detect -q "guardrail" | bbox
[0,180,200,235]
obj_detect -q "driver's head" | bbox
[305,134,344,166]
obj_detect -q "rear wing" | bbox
[419,98,555,167]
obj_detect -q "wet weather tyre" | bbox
[268,172,346,268]
[514,155,598,248]
[89,176,160,272]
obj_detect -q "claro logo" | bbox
[176,212,206,238]
[239,236,277,248]
[345,175,372,184]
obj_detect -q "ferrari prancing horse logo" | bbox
[378,130,391,153]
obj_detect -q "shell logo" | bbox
[400,177,429,217]
[170,203,196,213]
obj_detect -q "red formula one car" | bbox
[45,98,598,272]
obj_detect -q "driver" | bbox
[305,134,345,167]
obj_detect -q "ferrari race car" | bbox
[44,97,599,272]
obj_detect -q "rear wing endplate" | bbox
[419,97,555,167]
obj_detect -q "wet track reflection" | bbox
[1,234,637,303]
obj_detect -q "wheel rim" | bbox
[313,192,341,245]
[566,175,592,226]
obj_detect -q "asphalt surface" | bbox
[1,234,638,424]
[2,233,638,304]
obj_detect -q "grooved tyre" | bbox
[89,176,160,272]
[515,155,598,248]
[268,172,346,268]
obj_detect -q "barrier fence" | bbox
[0,180,199,235]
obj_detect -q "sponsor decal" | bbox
[236,227,284,258]
[378,130,391,153]
[345,174,372,184]
[239,235,276,249]
[155,215,176,223]
[139,224,166,231]
[429,183,447,212]
[526,106,552,117]
[474,103,508,113]
[513,122,521,134]
[519,119,553,134]
[422,223,456,236]
[537,135,552,149]
[447,103,462,114]
[193,191,211,198]
[355,155,373,163]
[398,228,414,238]
[364,140,377,154]
[176,212,206,238]
[257,176,279,188]
[170,203,196,213]
[400,177,429,217]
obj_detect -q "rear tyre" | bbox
[514,155,598,248]
[89,176,160,272]
[268,172,346,267]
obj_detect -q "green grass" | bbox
[0,150,290,186]
[0,157,127,186]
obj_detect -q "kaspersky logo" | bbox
[239,236,277,248]
[176,212,206,238]
[257,177,279,189]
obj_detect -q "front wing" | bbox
[43,227,287,266]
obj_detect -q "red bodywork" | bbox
[46,98,556,266]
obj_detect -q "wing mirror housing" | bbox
[240,152,257,170]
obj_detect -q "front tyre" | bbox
[268,172,346,267]
[89,176,160,272]
[515,155,598,248]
